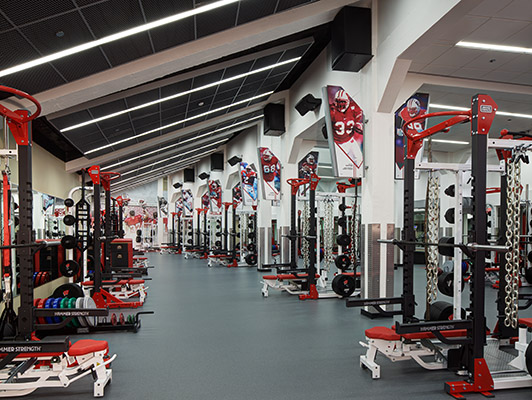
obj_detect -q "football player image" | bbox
[209,180,222,212]
[329,88,364,169]
[399,97,426,135]
[240,164,258,202]
[260,148,281,193]
[299,153,317,178]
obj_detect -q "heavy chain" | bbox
[302,201,310,268]
[241,213,248,247]
[504,158,521,328]
[323,199,335,270]
[426,175,440,304]
[350,201,359,267]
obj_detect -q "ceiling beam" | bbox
[2,0,355,116]
[65,90,285,173]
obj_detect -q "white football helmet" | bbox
[262,149,273,162]
[334,90,350,112]
[307,154,315,165]
[407,98,421,118]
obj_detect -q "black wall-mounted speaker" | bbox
[211,153,224,171]
[264,103,285,136]
[184,168,195,182]
[331,7,372,72]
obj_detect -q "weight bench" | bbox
[81,279,147,303]
[207,253,234,267]
[360,326,469,379]
[184,248,206,259]
[0,339,115,397]
[261,273,320,297]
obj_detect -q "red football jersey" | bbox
[330,105,363,144]
[261,156,279,181]
[400,106,426,136]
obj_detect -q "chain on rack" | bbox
[323,199,335,270]
[426,175,440,304]
[302,201,310,268]
[504,155,522,328]
[350,200,357,267]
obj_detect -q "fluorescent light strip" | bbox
[120,137,228,177]
[104,115,263,169]
[456,41,532,55]
[0,0,239,78]
[424,138,469,145]
[430,103,532,119]
[113,151,213,186]
[85,91,272,155]
[62,58,298,132]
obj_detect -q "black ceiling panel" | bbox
[192,70,224,89]
[160,78,193,99]
[189,87,217,103]
[125,88,159,108]
[1,0,75,26]
[0,29,41,69]
[217,77,246,93]
[131,113,161,133]
[237,0,277,25]
[51,46,111,81]
[89,98,126,119]
[149,18,195,52]
[102,120,134,140]
[0,63,66,97]
[280,43,311,61]
[50,109,93,131]
[19,11,93,55]
[96,112,131,132]
[76,0,113,7]
[0,11,12,32]
[215,88,239,102]
[129,104,160,122]
[100,33,153,66]
[222,61,254,79]
[254,53,283,69]
[140,0,193,23]
[81,0,145,39]
[277,0,316,13]
[196,2,239,39]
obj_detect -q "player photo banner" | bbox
[232,183,243,211]
[182,189,194,217]
[258,147,281,200]
[394,93,429,179]
[323,85,364,178]
[201,192,210,211]
[208,180,222,215]
[239,162,258,207]
[298,151,319,198]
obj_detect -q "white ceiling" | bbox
[410,0,532,86]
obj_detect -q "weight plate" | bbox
[247,243,256,252]
[526,341,532,375]
[76,297,87,327]
[444,208,455,224]
[136,230,142,236]
[83,296,98,327]
[52,298,62,323]
[428,301,454,321]
[68,298,80,328]
[44,298,54,324]
[437,272,454,297]
[63,215,76,226]
[60,259,80,277]
[64,198,75,207]
[245,253,257,265]
[61,235,78,250]
[444,185,455,197]
[111,313,118,326]
[215,240,222,247]
[37,298,47,325]
[53,283,84,299]
[335,254,351,271]
[60,298,71,327]
[119,313,125,326]
[336,234,351,247]
[331,274,356,297]
[525,268,532,285]
[438,237,454,257]
[337,216,347,228]
[338,203,347,212]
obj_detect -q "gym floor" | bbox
[31,254,530,399]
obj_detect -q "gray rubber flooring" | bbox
[29,253,531,399]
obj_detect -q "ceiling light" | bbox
[0,0,240,78]
[103,115,262,169]
[424,139,469,145]
[456,41,532,55]
[61,58,299,133]
[85,91,273,155]
[430,104,532,119]
[113,152,213,186]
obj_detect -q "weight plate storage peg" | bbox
[336,234,351,247]
[335,254,351,271]
[60,260,80,277]
[331,274,356,297]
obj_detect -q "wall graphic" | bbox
[208,180,222,215]
[258,147,281,200]
[298,151,319,197]
[323,85,364,178]
[395,93,429,179]
[239,162,258,206]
